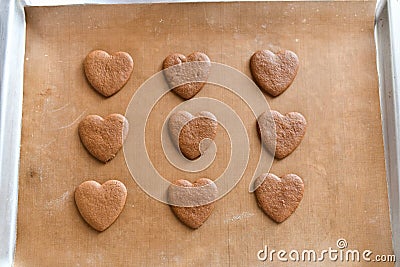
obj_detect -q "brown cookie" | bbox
[168,178,218,229]
[163,52,211,99]
[254,173,304,223]
[78,114,129,163]
[168,111,217,160]
[257,110,306,159]
[250,49,299,96]
[75,180,127,231]
[84,50,134,97]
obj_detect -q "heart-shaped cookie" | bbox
[78,114,129,163]
[84,50,134,97]
[257,110,306,159]
[168,110,217,160]
[250,49,299,96]
[75,180,127,231]
[168,178,218,229]
[163,52,211,99]
[254,173,304,223]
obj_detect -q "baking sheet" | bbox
[0,0,25,266]
[375,0,400,265]
[16,2,393,266]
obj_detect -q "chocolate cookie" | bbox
[250,49,299,96]
[257,110,306,159]
[78,114,129,163]
[84,50,134,97]
[168,110,217,160]
[168,178,218,229]
[163,52,211,99]
[254,173,304,223]
[75,180,127,231]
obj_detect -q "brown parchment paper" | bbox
[16,2,393,266]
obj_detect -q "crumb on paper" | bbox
[28,167,43,182]
[45,191,71,210]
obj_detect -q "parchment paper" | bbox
[16,2,393,266]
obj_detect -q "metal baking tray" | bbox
[0,0,399,266]
[375,0,400,265]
